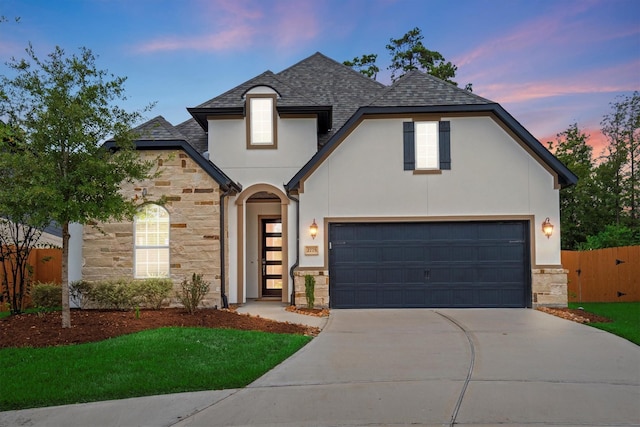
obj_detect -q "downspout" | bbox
[219,185,232,309]
[286,188,299,306]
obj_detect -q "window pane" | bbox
[265,237,282,247]
[266,250,282,261]
[251,98,273,144]
[266,279,282,290]
[135,248,169,278]
[265,222,282,233]
[134,204,170,278]
[266,265,282,275]
[415,122,439,169]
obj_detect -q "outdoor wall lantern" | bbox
[309,219,318,239]
[542,217,554,239]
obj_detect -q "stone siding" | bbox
[293,270,329,308]
[292,268,568,309]
[82,149,224,307]
[532,268,568,307]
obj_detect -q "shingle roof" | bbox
[132,116,186,141]
[369,70,492,107]
[176,118,207,153]
[186,52,496,147]
[276,52,387,145]
[195,71,320,109]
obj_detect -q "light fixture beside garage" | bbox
[542,217,554,239]
[310,219,318,239]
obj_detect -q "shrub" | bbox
[30,282,62,310]
[176,273,210,314]
[133,278,173,309]
[90,278,138,310]
[69,280,93,309]
[304,275,315,309]
[578,224,640,250]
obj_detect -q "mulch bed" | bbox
[0,308,320,349]
[285,306,330,317]
[537,306,612,324]
[1,306,611,349]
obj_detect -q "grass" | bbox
[0,327,311,411]
[569,302,640,345]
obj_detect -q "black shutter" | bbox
[439,121,451,170]
[403,122,415,170]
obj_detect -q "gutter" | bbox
[219,185,233,309]
[285,189,299,306]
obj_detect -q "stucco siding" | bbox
[208,117,317,187]
[299,115,562,268]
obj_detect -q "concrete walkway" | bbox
[1,309,639,426]
[235,300,328,329]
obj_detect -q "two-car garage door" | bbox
[329,221,530,308]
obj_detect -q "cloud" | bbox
[454,0,638,86]
[133,0,320,54]
[477,59,639,104]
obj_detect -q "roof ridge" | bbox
[408,70,494,103]
[368,69,493,107]
[193,71,277,108]
[260,70,323,106]
[280,52,386,89]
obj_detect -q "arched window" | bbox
[134,204,170,278]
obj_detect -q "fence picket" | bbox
[1,247,62,310]
[562,246,640,303]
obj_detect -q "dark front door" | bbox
[261,218,283,298]
[329,221,530,308]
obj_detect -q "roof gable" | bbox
[285,104,578,192]
[370,70,492,107]
[132,116,187,141]
[106,116,241,192]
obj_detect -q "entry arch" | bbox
[235,183,290,303]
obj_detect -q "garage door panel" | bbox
[329,221,530,308]
[354,246,379,262]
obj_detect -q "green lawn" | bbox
[0,327,311,411]
[569,302,640,345]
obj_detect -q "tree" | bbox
[600,91,640,228]
[343,54,380,79]
[0,44,156,327]
[547,124,597,249]
[385,27,470,90]
[0,122,52,313]
[578,224,640,250]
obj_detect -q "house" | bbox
[76,52,577,309]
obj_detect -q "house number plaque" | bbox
[304,246,319,256]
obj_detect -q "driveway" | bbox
[2,309,639,426]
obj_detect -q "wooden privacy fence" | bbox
[1,248,62,310]
[562,246,640,303]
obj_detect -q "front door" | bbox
[261,218,282,298]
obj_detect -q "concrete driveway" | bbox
[2,309,639,426]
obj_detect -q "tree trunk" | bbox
[61,221,71,328]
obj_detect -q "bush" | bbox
[69,280,93,309]
[90,278,138,310]
[304,275,315,309]
[133,278,173,309]
[176,273,210,314]
[74,278,174,310]
[578,224,640,250]
[30,282,62,310]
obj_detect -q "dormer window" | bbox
[246,93,278,148]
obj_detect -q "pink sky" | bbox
[1,0,638,159]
